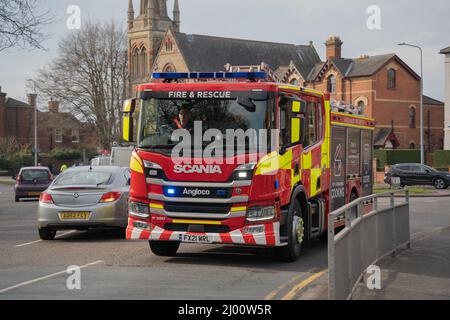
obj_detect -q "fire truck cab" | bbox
[123,72,375,262]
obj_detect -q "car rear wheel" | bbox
[434,178,448,190]
[149,241,180,257]
[277,201,304,262]
[38,228,56,240]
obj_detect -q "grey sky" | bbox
[0,0,448,107]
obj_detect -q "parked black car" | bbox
[384,163,450,190]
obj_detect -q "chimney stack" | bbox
[48,100,59,113]
[0,87,6,104]
[27,93,37,108]
[325,36,343,60]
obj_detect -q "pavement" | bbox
[353,226,450,300]
[352,196,450,300]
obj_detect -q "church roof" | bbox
[173,33,322,79]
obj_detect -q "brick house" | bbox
[127,1,444,151]
[0,89,35,146]
[0,88,98,154]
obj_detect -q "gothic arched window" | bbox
[327,75,336,93]
[388,68,396,89]
[140,47,147,78]
[132,47,140,80]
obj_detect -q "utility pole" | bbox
[398,43,424,165]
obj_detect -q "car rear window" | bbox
[54,171,113,186]
[21,170,49,182]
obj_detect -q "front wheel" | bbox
[149,241,180,257]
[277,201,304,262]
[38,228,56,240]
[434,178,448,190]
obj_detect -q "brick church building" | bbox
[127,0,444,151]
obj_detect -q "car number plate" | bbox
[391,177,401,185]
[28,192,41,196]
[180,234,212,244]
[59,212,91,220]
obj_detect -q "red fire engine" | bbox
[122,72,375,262]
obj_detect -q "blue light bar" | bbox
[152,72,267,80]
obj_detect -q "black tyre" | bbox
[38,228,56,240]
[117,227,127,239]
[434,178,447,190]
[15,196,19,202]
[277,201,304,262]
[149,241,180,257]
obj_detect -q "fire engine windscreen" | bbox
[137,94,274,156]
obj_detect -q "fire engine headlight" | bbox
[233,163,257,180]
[143,160,162,169]
[246,206,275,222]
[129,201,150,219]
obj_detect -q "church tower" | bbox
[127,0,181,96]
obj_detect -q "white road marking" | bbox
[0,260,104,294]
[15,231,78,248]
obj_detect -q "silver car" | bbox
[37,166,130,240]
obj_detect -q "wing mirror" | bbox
[122,99,137,143]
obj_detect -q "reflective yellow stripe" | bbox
[331,112,375,122]
[130,152,144,174]
[150,203,163,209]
[231,206,247,212]
[172,220,222,225]
[279,85,300,91]
[331,122,375,130]
[122,115,131,142]
[122,99,134,112]
[291,118,300,144]
[292,101,301,113]
[310,168,322,196]
[302,152,312,169]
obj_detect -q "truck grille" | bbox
[164,202,232,214]
[165,223,230,233]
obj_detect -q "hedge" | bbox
[434,150,450,169]
[49,148,82,161]
[0,152,34,173]
[374,149,421,170]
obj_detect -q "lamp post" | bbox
[398,42,424,165]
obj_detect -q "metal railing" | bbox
[328,190,411,300]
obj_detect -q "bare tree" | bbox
[0,0,53,52]
[31,21,128,150]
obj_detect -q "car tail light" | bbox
[100,192,122,203]
[40,192,54,204]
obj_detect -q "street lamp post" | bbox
[398,42,424,165]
